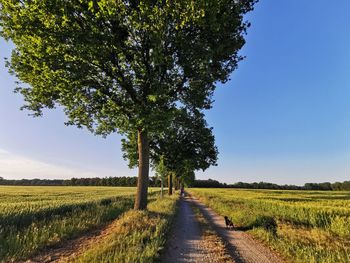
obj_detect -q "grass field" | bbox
[189,188,350,263]
[0,186,171,262]
[73,194,178,263]
[3,185,348,262]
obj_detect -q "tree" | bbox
[154,155,167,198]
[178,164,196,187]
[122,108,218,194]
[0,0,257,209]
[156,109,218,194]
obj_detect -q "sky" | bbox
[0,0,350,185]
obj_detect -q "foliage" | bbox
[0,0,257,208]
[192,179,224,188]
[252,216,277,236]
[153,109,218,181]
[1,177,349,191]
[154,155,167,181]
[154,155,167,197]
[122,108,218,184]
[189,188,350,263]
[0,176,161,187]
[332,181,350,191]
[191,179,350,191]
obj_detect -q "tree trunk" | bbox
[160,178,164,198]
[174,177,179,190]
[168,173,173,195]
[134,129,149,210]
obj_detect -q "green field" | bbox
[189,188,350,263]
[73,194,178,263]
[0,186,176,262]
[3,186,349,263]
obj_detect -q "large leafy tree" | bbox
[122,108,218,194]
[0,0,257,209]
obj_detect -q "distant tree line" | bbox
[0,176,160,187]
[1,176,350,190]
[191,179,350,191]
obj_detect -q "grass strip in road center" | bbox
[191,203,233,263]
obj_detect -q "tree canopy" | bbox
[122,108,218,189]
[0,0,257,209]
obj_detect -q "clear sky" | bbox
[1,0,349,185]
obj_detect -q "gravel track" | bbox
[190,196,285,263]
[161,195,285,263]
[160,196,210,262]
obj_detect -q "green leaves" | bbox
[122,107,218,183]
[0,0,256,135]
[0,0,257,190]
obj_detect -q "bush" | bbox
[253,216,277,236]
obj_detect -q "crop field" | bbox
[0,186,176,262]
[189,188,350,263]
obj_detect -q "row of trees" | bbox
[0,0,258,209]
[0,176,157,187]
[0,175,186,187]
[2,176,350,191]
[192,179,350,191]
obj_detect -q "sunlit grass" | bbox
[73,195,179,263]
[189,188,350,263]
[0,186,142,261]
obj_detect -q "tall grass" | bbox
[189,188,350,263]
[0,186,136,228]
[72,195,179,263]
[0,186,138,262]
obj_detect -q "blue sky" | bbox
[1,0,350,184]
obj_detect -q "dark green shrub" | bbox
[254,216,277,236]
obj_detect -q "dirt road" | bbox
[160,196,214,262]
[161,196,285,263]
[27,196,285,263]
